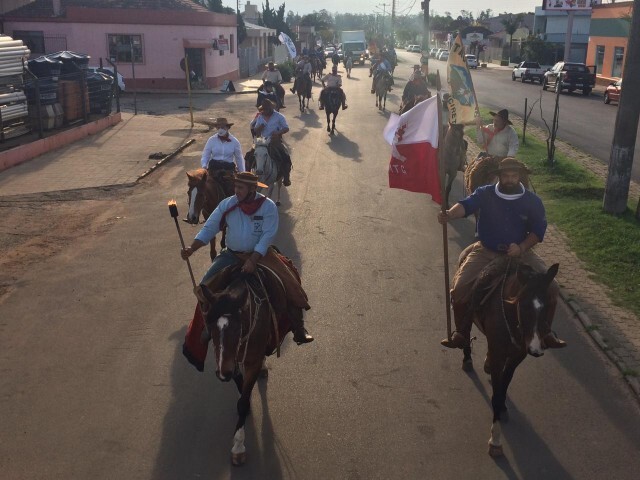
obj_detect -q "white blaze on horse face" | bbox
[232,426,246,454]
[532,297,543,312]
[217,316,229,373]
[529,331,544,357]
[188,186,198,220]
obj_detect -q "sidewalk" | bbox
[0,113,197,197]
[466,122,640,397]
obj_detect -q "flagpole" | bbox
[435,70,452,340]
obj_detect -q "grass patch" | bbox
[466,109,640,316]
[622,369,639,377]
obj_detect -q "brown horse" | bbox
[186,168,228,260]
[200,267,289,466]
[462,256,559,457]
[441,123,468,208]
[464,153,531,195]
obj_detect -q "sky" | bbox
[225,0,544,17]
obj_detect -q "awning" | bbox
[183,39,212,49]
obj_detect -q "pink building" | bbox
[1,0,240,90]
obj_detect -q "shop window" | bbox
[108,34,144,63]
[595,45,604,76]
[612,47,624,77]
[13,30,45,54]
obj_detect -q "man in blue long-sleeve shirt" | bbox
[437,158,566,350]
[181,172,313,344]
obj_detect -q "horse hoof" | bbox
[231,452,247,466]
[462,358,474,372]
[488,443,503,458]
[259,367,269,378]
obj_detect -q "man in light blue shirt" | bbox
[250,99,293,186]
[181,172,313,344]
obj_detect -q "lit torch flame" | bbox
[168,199,179,218]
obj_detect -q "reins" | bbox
[499,257,521,347]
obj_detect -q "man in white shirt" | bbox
[319,65,347,110]
[200,118,245,195]
[262,62,285,107]
[476,109,519,158]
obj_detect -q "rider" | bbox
[402,65,432,106]
[181,171,314,345]
[437,157,567,351]
[250,98,293,187]
[476,108,519,158]
[370,54,393,94]
[200,118,245,195]
[331,49,340,67]
[290,55,312,96]
[319,65,348,111]
[262,61,285,108]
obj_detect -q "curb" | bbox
[560,289,640,401]
[137,138,196,181]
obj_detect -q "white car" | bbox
[437,50,449,61]
[88,66,126,92]
[465,54,478,69]
[324,47,336,56]
[407,45,421,53]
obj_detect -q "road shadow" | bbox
[289,128,309,142]
[347,77,360,82]
[326,132,362,162]
[297,109,322,129]
[151,327,285,480]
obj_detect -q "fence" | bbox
[1,66,119,147]
[239,46,259,77]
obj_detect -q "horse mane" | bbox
[186,168,207,185]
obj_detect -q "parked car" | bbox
[512,61,545,83]
[604,79,622,104]
[465,54,478,69]
[429,47,439,57]
[437,50,449,61]
[87,66,126,92]
[407,45,421,53]
[324,46,336,56]
[542,61,596,95]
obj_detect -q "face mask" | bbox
[217,128,228,136]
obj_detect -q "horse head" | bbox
[253,137,271,177]
[201,278,250,382]
[185,168,208,224]
[506,262,560,357]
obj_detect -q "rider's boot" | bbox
[289,306,314,344]
[440,301,472,349]
[538,283,567,349]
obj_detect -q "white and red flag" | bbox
[383,95,442,204]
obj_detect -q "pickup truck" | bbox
[512,62,545,83]
[542,61,596,96]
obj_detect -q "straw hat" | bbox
[211,117,234,127]
[233,172,268,189]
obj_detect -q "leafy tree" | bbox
[262,1,296,40]
[194,0,233,14]
[237,9,247,45]
[476,9,493,22]
[501,13,524,60]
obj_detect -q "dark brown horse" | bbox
[441,123,468,208]
[186,168,228,260]
[200,267,289,466]
[462,257,559,457]
[323,88,341,135]
[293,72,312,112]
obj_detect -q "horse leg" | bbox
[231,363,260,466]
[332,111,337,135]
[259,357,269,378]
[276,179,282,206]
[326,110,331,133]
[487,346,514,457]
[462,345,473,372]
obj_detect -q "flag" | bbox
[278,32,297,60]
[384,95,442,203]
[447,34,478,125]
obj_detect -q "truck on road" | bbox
[340,31,368,65]
[512,61,546,83]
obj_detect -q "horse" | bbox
[441,123,468,208]
[200,267,289,466]
[310,56,324,82]
[374,71,393,111]
[461,256,559,457]
[324,88,342,135]
[399,93,430,115]
[256,82,282,111]
[251,137,282,206]
[345,56,353,78]
[186,168,228,260]
[293,72,312,112]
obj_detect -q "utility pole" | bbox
[377,3,389,40]
[603,2,640,216]
[421,1,430,76]
[563,11,575,61]
[391,0,396,45]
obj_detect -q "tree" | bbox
[521,35,553,62]
[501,13,524,62]
[262,1,295,40]
[603,2,640,216]
[237,9,247,45]
[194,0,233,14]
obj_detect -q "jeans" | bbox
[201,249,240,284]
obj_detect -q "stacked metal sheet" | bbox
[0,35,30,140]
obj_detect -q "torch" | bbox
[168,199,196,289]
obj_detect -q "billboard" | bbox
[543,0,602,10]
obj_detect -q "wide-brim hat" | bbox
[489,109,513,125]
[211,117,234,127]
[233,172,268,189]
[489,157,532,175]
[259,98,276,109]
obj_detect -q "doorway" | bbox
[184,48,205,88]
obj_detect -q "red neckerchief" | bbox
[218,134,232,143]
[482,124,505,147]
[219,193,267,230]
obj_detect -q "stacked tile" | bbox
[0,35,30,139]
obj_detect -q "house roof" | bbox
[4,0,210,18]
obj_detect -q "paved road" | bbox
[401,51,640,182]
[2,59,640,479]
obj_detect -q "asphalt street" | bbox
[1,57,640,479]
[413,51,640,183]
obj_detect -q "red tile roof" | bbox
[4,0,211,18]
